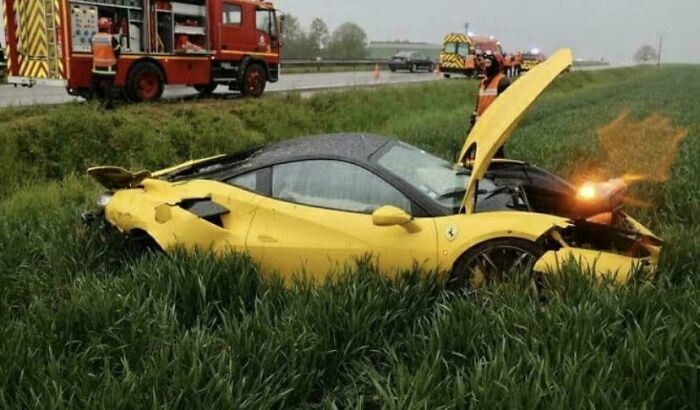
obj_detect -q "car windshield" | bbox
[377,143,472,211]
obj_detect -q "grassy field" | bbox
[0,66,699,408]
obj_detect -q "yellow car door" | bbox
[245,159,438,281]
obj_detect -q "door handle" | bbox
[258,235,278,243]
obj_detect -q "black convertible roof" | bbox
[248,133,394,166]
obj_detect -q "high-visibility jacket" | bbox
[476,73,506,119]
[91,33,118,74]
[504,55,512,68]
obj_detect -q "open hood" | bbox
[457,48,573,213]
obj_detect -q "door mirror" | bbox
[372,205,412,227]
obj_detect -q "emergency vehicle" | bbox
[521,49,545,72]
[439,33,503,78]
[439,33,475,78]
[2,0,282,101]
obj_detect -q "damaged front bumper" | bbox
[533,214,662,283]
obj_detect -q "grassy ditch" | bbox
[0,66,699,408]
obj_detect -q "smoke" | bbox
[596,110,688,183]
[567,110,688,208]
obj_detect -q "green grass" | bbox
[1,66,699,408]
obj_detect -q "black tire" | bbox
[126,61,165,102]
[428,64,435,72]
[449,238,544,291]
[389,66,397,73]
[194,82,217,95]
[443,73,451,79]
[409,63,416,73]
[240,63,266,98]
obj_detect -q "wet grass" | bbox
[0,66,699,408]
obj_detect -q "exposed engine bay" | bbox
[477,161,661,259]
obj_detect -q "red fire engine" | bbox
[2,0,282,100]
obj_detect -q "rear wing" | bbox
[3,0,67,86]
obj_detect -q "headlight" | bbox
[96,194,112,208]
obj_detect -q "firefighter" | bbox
[90,18,120,109]
[513,51,523,76]
[503,53,513,77]
[470,53,510,157]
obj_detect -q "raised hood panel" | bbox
[458,48,573,213]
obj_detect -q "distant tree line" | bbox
[282,15,368,60]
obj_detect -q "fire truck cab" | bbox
[439,33,475,78]
[439,33,503,78]
[521,49,546,72]
[2,0,282,100]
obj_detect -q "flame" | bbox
[577,183,598,200]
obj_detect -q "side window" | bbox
[272,160,411,214]
[226,171,256,191]
[222,4,242,25]
[256,9,272,34]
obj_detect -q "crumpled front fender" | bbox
[534,248,656,284]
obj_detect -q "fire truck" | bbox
[439,33,503,78]
[439,33,474,78]
[521,49,546,72]
[2,0,282,101]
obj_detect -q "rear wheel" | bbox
[443,73,451,79]
[194,82,218,95]
[241,64,266,98]
[449,238,544,291]
[126,62,165,102]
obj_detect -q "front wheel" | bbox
[240,64,266,98]
[443,73,451,79]
[449,238,543,291]
[126,62,165,102]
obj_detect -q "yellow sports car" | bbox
[87,49,661,287]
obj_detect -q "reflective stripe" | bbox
[92,68,117,75]
[478,89,498,96]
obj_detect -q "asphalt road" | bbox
[0,70,442,107]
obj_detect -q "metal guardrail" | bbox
[281,59,389,72]
[281,58,610,71]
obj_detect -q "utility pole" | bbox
[657,33,663,66]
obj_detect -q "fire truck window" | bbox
[256,10,272,34]
[456,43,469,57]
[222,4,242,25]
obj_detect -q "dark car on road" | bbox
[388,51,435,73]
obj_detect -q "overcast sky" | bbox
[2,0,698,64]
[276,0,700,64]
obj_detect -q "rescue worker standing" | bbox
[513,51,523,76]
[470,53,510,157]
[91,18,120,110]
